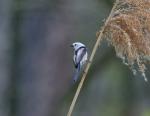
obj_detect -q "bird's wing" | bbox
[75,47,87,66]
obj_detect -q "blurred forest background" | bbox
[0,0,150,116]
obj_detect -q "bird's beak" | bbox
[70,44,73,47]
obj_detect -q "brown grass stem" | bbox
[66,0,119,116]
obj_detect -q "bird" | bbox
[71,42,88,82]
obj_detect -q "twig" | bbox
[67,0,119,116]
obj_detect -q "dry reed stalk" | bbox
[67,0,120,116]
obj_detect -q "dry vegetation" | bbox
[100,0,150,81]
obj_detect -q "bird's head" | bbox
[71,42,86,51]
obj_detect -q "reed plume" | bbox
[99,0,150,81]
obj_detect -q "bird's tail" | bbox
[73,65,80,83]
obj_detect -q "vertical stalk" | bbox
[67,0,119,116]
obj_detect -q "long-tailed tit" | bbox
[71,42,88,82]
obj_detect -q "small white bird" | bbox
[71,42,88,82]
